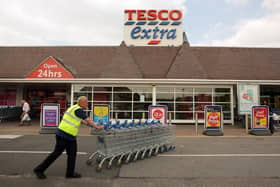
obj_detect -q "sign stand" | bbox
[203,105,224,136]
[39,103,60,134]
[249,105,271,136]
[148,105,168,124]
[91,104,110,135]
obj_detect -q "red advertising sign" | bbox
[26,56,74,79]
[251,106,269,129]
[207,112,221,127]
[148,105,168,124]
[204,105,223,129]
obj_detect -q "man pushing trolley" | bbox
[33,96,104,179]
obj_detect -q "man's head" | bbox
[77,96,88,109]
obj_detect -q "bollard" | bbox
[142,112,145,119]
[169,112,172,125]
[221,113,224,134]
[245,114,248,134]
[195,112,198,136]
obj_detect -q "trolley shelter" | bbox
[203,105,223,136]
[148,105,168,124]
[40,103,60,134]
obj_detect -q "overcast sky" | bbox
[0,0,280,47]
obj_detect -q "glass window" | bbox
[175,112,193,120]
[176,93,193,102]
[214,93,230,102]
[93,93,112,101]
[195,102,212,112]
[216,103,231,111]
[72,84,232,123]
[133,93,152,102]
[157,87,174,92]
[215,88,230,93]
[113,112,132,119]
[176,103,193,112]
[133,103,152,111]
[132,87,152,93]
[94,87,112,92]
[73,85,92,92]
[197,112,205,119]
[195,94,212,102]
[175,87,193,93]
[133,112,149,119]
[157,102,174,111]
[113,87,132,92]
[113,93,132,101]
[157,93,174,102]
[113,102,132,110]
[194,88,212,93]
[223,112,231,120]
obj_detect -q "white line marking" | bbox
[0,151,88,155]
[0,135,23,139]
[159,154,280,157]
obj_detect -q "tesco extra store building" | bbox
[0,9,280,124]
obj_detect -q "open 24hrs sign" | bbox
[26,56,74,79]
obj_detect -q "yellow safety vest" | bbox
[58,104,83,136]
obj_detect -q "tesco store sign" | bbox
[124,9,183,46]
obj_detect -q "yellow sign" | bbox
[94,106,108,117]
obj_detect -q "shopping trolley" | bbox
[86,119,176,172]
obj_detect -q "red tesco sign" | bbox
[125,9,182,21]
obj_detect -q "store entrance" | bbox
[24,84,71,119]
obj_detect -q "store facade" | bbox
[0,42,280,124]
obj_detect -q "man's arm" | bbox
[83,118,104,129]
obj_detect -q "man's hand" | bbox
[84,118,104,129]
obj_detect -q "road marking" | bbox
[0,135,23,139]
[159,154,280,157]
[0,151,88,155]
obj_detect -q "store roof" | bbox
[0,43,280,80]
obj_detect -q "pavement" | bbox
[1,120,280,186]
[0,120,279,137]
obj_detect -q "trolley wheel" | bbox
[96,165,102,172]
[116,159,122,167]
[86,160,93,166]
[130,153,136,161]
[96,155,103,163]
[159,146,164,153]
[137,152,143,160]
[147,150,152,158]
[107,163,112,169]
[162,145,168,152]
[140,152,146,160]
[153,148,159,156]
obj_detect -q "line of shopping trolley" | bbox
[0,106,22,123]
[86,119,176,172]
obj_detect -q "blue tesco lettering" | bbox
[131,26,177,40]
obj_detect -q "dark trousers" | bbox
[34,135,77,176]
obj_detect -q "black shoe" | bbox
[66,172,82,178]
[33,169,47,179]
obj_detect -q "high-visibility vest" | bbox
[58,104,82,136]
